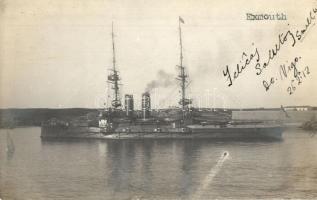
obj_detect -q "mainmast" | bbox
[107,22,122,109]
[177,17,191,111]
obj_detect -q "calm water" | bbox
[1,127,317,200]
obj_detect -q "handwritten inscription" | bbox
[262,56,310,94]
[222,46,260,87]
[279,57,310,95]
[223,7,316,94]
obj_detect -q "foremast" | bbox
[107,22,122,110]
[177,17,192,113]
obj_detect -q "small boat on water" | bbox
[6,131,15,158]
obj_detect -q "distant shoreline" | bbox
[1,106,316,128]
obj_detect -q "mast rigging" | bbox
[177,17,192,111]
[107,22,122,109]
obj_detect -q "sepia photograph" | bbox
[0,0,317,199]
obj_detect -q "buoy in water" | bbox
[223,151,229,158]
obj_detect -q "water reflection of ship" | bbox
[179,141,200,197]
[104,140,154,199]
[41,17,283,140]
[103,140,220,199]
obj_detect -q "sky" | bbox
[0,0,316,109]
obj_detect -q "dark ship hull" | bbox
[41,120,283,140]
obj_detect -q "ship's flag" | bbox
[179,16,185,24]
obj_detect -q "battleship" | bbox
[41,18,284,140]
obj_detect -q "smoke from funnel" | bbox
[145,70,174,92]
